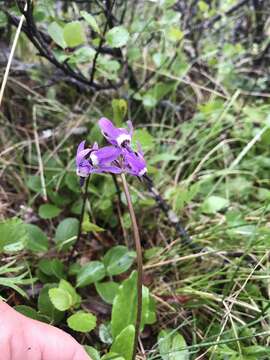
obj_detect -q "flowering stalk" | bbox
[75,118,147,358]
[121,173,143,360]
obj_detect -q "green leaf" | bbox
[84,346,101,360]
[111,271,137,338]
[54,218,79,251]
[70,46,96,64]
[111,271,156,338]
[0,12,7,28]
[198,0,209,12]
[142,94,157,108]
[106,26,129,48]
[59,279,81,307]
[202,196,229,214]
[111,325,135,360]
[38,284,65,323]
[67,311,96,332]
[81,11,100,34]
[158,329,189,360]
[27,175,42,193]
[14,305,47,322]
[82,215,104,233]
[25,224,49,253]
[103,245,135,276]
[38,259,65,280]
[0,217,28,253]
[97,56,121,79]
[38,204,61,219]
[77,261,106,288]
[63,21,86,48]
[101,353,125,360]
[133,129,154,150]
[49,288,73,311]
[167,27,183,42]
[95,281,119,304]
[48,21,66,49]
[112,99,127,127]
[99,323,113,345]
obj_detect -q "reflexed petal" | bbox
[77,140,86,155]
[98,118,121,145]
[98,117,132,147]
[123,149,147,177]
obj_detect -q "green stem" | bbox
[121,173,143,360]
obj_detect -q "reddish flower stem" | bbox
[121,173,143,360]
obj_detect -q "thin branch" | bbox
[90,0,117,83]
[69,176,91,260]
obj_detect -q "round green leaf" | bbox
[63,21,86,48]
[67,311,96,332]
[105,26,129,48]
[38,284,65,324]
[77,261,106,288]
[38,204,61,219]
[95,281,119,304]
[49,288,73,311]
[104,245,135,276]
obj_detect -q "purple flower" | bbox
[76,140,93,177]
[76,119,147,181]
[123,144,147,177]
[76,141,121,177]
[98,117,133,148]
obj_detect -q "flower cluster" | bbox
[76,118,147,181]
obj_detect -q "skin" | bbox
[0,301,91,360]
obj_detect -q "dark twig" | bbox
[90,0,117,84]
[69,176,90,260]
